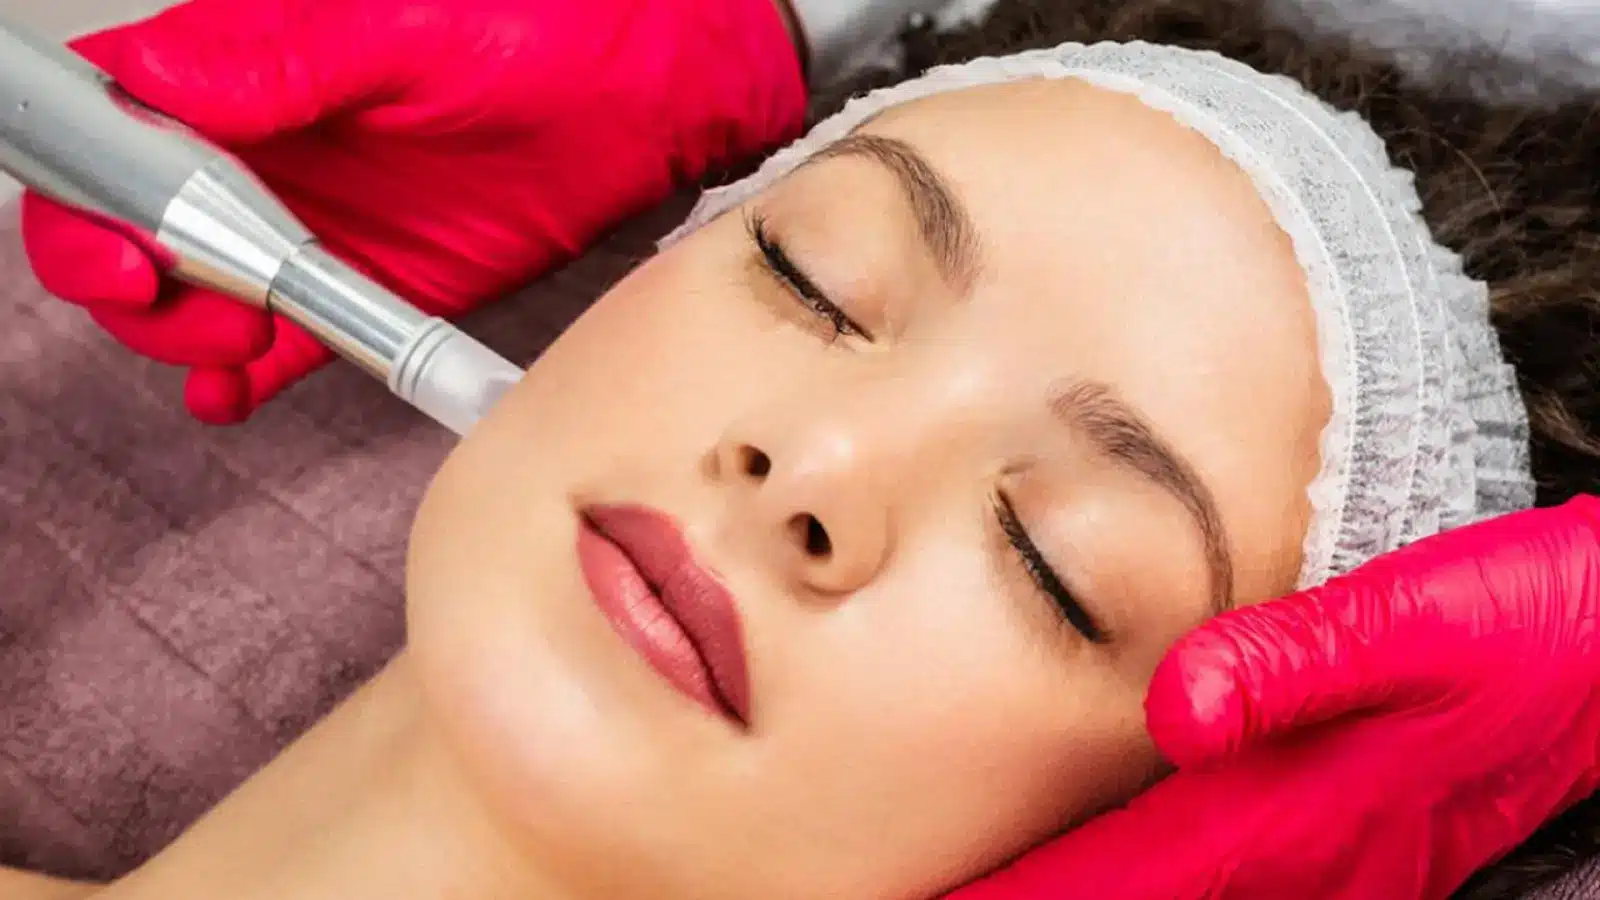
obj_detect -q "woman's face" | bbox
[406,78,1329,898]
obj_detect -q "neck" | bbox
[97,656,566,900]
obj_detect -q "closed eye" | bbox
[993,493,1109,644]
[746,213,870,341]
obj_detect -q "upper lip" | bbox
[581,504,751,724]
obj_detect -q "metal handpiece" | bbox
[0,16,522,434]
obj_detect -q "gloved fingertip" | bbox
[184,367,254,425]
[59,239,161,307]
[21,193,161,307]
[1145,630,1249,767]
[65,26,128,69]
[105,240,164,305]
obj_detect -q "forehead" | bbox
[860,78,1307,316]
[855,78,1318,380]
[825,78,1329,600]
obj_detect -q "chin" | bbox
[404,467,720,800]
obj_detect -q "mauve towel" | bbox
[1,197,1596,897]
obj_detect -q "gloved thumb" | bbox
[1144,496,1600,768]
[70,0,388,145]
[184,316,333,423]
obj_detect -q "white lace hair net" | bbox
[660,41,1536,588]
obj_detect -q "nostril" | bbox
[806,518,831,557]
[741,446,772,478]
[789,514,832,558]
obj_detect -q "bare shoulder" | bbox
[0,867,99,900]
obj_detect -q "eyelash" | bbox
[992,493,1108,645]
[746,214,869,341]
[743,217,1100,644]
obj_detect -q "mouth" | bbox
[575,504,751,727]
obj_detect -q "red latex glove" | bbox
[21,0,806,423]
[950,496,1600,900]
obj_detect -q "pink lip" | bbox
[575,504,751,726]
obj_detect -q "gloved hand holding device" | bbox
[20,0,809,424]
[950,495,1600,900]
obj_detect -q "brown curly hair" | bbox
[815,2,1600,897]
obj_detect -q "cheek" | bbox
[756,546,1159,891]
[494,244,812,464]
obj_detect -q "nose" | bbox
[708,430,892,598]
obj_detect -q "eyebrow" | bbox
[1050,380,1236,614]
[804,133,983,294]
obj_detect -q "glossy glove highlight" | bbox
[950,496,1600,900]
[21,0,806,423]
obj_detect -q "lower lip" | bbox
[575,519,736,723]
